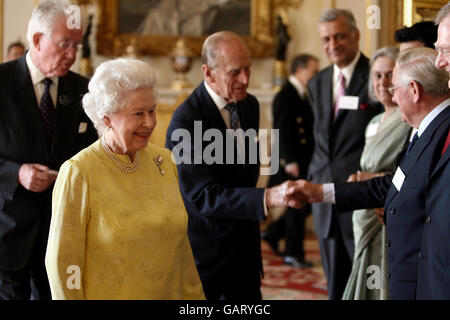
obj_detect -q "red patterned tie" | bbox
[441,129,450,156]
[40,78,56,149]
[335,72,346,118]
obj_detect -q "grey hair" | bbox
[368,46,399,102]
[26,0,80,48]
[396,47,449,97]
[318,8,357,31]
[82,58,157,133]
[435,2,450,24]
[201,31,249,69]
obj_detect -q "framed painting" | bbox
[96,0,275,58]
[403,0,448,26]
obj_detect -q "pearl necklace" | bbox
[101,136,139,173]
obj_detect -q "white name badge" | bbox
[338,96,359,110]
[365,123,379,138]
[392,167,406,192]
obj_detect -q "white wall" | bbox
[2,0,34,58]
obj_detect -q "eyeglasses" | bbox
[387,84,403,95]
[47,36,82,51]
[436,46,450,59]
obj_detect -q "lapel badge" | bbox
[58,95,71,106]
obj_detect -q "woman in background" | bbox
[342,46,411,300]
[45,58,204,300]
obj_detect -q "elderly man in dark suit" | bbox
[0,0,98,300]
[290,47,450,300]
[417,2,450,299]
[262,54,318,268]
[306,8,382,299]
[165,31,302,300]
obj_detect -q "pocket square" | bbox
[78,122,88,133]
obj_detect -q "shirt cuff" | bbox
[263,189,269,217]
[323,183,336,204]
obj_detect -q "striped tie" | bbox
[334,72,346,118]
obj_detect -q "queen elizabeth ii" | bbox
[45,58,205,300]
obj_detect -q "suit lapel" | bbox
[431,148,450,179]
[199,82,230,131]
[321,67,334,125]
[53,75,80,154]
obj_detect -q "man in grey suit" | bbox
[0,0,98,299]
[307,9,382,299]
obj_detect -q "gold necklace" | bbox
[101,135,139,173]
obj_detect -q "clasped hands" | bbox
[265,179,323,209]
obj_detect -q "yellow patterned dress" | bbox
[45,140,205,300]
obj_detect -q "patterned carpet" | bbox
[261,234,328,300]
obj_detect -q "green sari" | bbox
[342,108,410,300]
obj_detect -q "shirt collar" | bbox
[204,81,228,110]
[333,51,361,85]
[26,51,58,87]
[417,98,450,137]
[288,75,306,99]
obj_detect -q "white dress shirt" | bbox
[332,51,361,106]
[26,52,58,107]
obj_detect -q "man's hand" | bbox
[266,180,307,209]
[374,208,385,225]
[347,170,386,182]
[286,179,324,204]
[18,164,57,192]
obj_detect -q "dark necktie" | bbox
[40,78,56,149]
[406,132,419,156]
[225,102,240,130]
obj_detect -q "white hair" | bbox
[26,0,78,48]
[396,47,449,97]
[318,8,357,31]
[201,31,249,69]
[435,2,450,24]
[82,58,157,133]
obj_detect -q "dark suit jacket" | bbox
[335,106,450,299]
[307,53,382,243]
[417,132,450,299]
[165,82,265,299]
[0,55,98,271]
[269,81,314,187]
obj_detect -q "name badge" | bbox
[338,96,359,110]
[78,122,88,134]
[365,123,379,138]
[392,167,406,192]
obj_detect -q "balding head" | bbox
[201,31,251,102]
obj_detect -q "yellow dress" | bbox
[45,140,205,300]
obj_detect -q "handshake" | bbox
[265,179,324,209]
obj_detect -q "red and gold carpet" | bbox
[261,235,328,300]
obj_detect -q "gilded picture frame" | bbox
[403,0,448,26]
[96,0,275,58]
